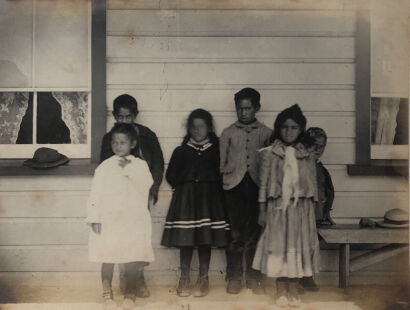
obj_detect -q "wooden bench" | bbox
[317,224,409,292]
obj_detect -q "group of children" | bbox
[85,89,335,309]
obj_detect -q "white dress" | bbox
[85,155,154,263]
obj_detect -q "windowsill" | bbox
[0,159,98,176]
[347,164,408,177]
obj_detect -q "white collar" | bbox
[187,140,213,151]
[114,154,134,160]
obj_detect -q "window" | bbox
[0,0,91,159]
[370,97,408,160]
[348,0,408,176]
[0,0,106,175]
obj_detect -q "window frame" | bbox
[347,1,408,177]
[0,0,106,176]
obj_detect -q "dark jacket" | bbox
[100,123,164,200]
[166,142,221,189]
[315,161,335,220]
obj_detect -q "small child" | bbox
[306,127,335,226]
[220,88,272,295]
[86,123,154,310]
[253,104,320,307]
[100,94,164,207]
[100,94,164,297]
[161,109,230,298]
[296,127,335,293]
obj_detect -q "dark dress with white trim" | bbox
[161,141,230,247]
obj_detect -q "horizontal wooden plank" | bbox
[157,167,408,192]
[0,191,87,218]
[106,112,355,138]
[107,37,355,62]
[331,192,409,218]
[0,176,92,192]
[0,218,168,247]
[106,89,356,112]
[318,225,409,244]
[108,0,356,10]
[153,191,409,219]
[310,169,408,192]
[1,202,410,246]
[0,219,90,246]
[0,245,406,273]
[107,10,356,37]
[107,63,355,86]
[157,138,355,165]
[0,165,407,193]
[0,190,407,220]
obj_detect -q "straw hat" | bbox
[376,208,409,228]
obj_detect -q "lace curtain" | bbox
[0,92,30,144]
[53,92,88,144]
[372,97,401,145]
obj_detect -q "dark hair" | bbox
[113,94,138,116]
[182,109,218,145]
[306,127,327,143]
[270,104,307,144]
[110,123,139,145]
[234,88,261,110]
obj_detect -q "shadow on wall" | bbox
[0,278,17,303]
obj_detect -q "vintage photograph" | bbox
[0,0,408,310]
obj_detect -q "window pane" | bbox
[0,0,33,87]
[0,92,33,144]
[37,92,88,144]
[35,0,89,88]
[371,97,408,145]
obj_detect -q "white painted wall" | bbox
[0,0,408,285]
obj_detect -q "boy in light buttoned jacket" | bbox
[220,88,272,295]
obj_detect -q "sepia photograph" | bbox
[0,0,408,309]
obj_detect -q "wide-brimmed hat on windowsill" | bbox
[23,147,69,169]
[376,208,409,228]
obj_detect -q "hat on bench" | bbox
[23,147,69,169]
[376,208,409,228]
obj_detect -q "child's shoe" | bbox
[288,282,301,308]
[226,278,242,294]
[275,281,288,307]
[136,277,150,298]
[102,289,116,310]
[246,278,265,295]
[193,275,209,297]
[122,295,136,310]
[177,277,191,297]
[299,277,319,292]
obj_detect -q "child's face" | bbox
[312,136,326,160]
[280,118,301,144]
[236,99,258,124]
[111,133,136,157]
[114,107,137,124]
[189,118,209,143]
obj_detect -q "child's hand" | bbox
[324,212,336,225]
[258,202,267,228]
[118,157,131,168]
[221,163,234,174]
[91,223,101,234]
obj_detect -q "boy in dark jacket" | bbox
[100,94,164,297]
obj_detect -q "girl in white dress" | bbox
[86,123,154,310]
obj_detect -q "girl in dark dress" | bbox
[161,109,230,298]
